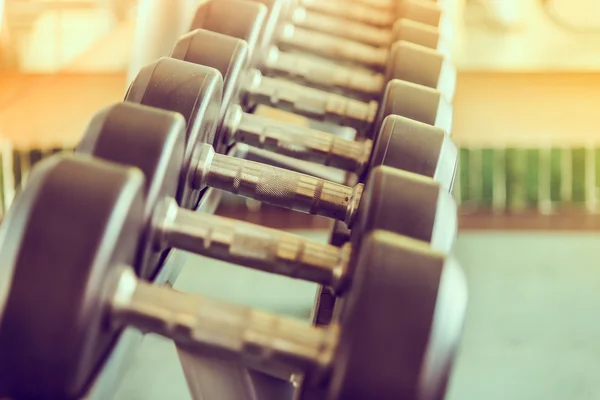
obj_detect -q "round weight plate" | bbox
[125,57,222,209]
[77,102,186,280]
[377,79,453,137]
[329,231,466,400]
[355,166,456,254]
[171,29,249,152]
[369,115,457,191]
[386,41,443,91]
[391,18,443,51]
[251,0,287,66]
[0,155,145,399]
[190,0,266,61]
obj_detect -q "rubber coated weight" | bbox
[354,166,457,253]
[392,19,449,53]
[0,155,145,399]
[77,102,186,280]
[376,79,453,137]
[327,231,467,400]
[386,41,456,102]
[189,0,267,63]
[369,115,458,192]
[170,29,248,152]
[124,57,222,209]
[171,29,457,189]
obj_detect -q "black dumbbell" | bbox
[170,29,457,190]
[191,0,456,102]
[0,154,467,399]
[77,101,456,280]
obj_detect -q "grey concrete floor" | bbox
[112,231,600,400]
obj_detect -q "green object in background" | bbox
[460,148,471,203]
[481,149,494,207]
[455,145,600,213]
[550,148,563,204]
[492,148,507,212]
[595,148,600,206]
[526,149,540,207]
[506,148,528,211]
[571,147,587,206]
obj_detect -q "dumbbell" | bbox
[268,1,454,98]
[253,0,453,85]
[78,100,456,278]
[169,30,457,189]
[0,154,467,400]
[192,0,456,102]
[288,1,450,50]
[293,0,445,29]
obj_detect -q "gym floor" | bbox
[112,230,600,400]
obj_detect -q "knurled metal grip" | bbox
[112,269,337,381]
[224,105,372,174]
[244,70,378,135]
[155,199,352,290]
[262,48,385,100]
[278,24,389,70]
[193,144,363,226]
[300,0,395,27]
[290,7,393,47]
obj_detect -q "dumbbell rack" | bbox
[0,0,463,399]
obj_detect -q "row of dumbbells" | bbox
[0,0,467,399]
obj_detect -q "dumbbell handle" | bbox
[243,69,378,135]
[193,144,363,227]
[299,0,395,27]
[224,105,372,174]
[262,47,385,100]
[156,198,352,291]
[112,268,337,383]
[290,8,393,47]
[278,24,389,70]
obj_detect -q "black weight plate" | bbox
[355,166,456,254]
[385,40,444,90]
[329,231,465,400]
[251,0,288,66]
[190,0,266,61]
[0,155,145,399]
[172,30,249,152]
[125,57,222,209]
[391,18,443,51]
[369,115,457,191]
[377,79,453,136]
[77,102,186,280]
